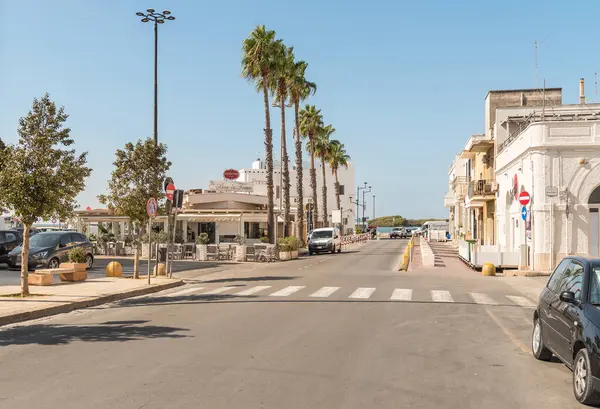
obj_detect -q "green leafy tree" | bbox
[98,138,171,279]
[299,105,323,229]
[242,25,280,243]
[329,141,351,211]
[310,124,337,227]
[287,60,316,241]
[0,94,91,296]
[0,137,5,171]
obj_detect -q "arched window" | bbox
[589,186,600,204]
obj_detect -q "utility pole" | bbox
[534,39,544,90]
[372,195,376,220]
[362,186,371,231]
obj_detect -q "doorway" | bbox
[199,222,216,244]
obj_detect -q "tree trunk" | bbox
[262,76,275,243]
[133,227,141,279]
[309,138,319,230]
[294,102,304,244]
[20,224,30,296]
[280,85,290,238]
[335,170,341,211]
[321,157,328,227]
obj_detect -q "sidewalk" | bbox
[0,276,183,327]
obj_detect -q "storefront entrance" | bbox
[198,222,216,244]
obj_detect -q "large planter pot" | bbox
[279,251,292,261]
[235,245,246,262]
[291,250,299,260]
[60,262,87,281]
[196,244,208,261]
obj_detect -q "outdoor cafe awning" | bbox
[175,214,242,222]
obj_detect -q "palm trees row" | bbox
[242,25,351,243]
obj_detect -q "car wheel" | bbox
[85,254,94,269]
[573,348,600,405]
[308,251,313,256]
[48,258,60,269]
[337,246,341,253]
[532,317,552,361]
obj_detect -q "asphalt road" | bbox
[0,239,585,408]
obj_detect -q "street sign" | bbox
[165,183,175,201]
[545,186,558,197]
[519,191,530,206]
[521,206,527,221]
[223,169,240,181]
[147,198,158,218]
[163,177,174,192]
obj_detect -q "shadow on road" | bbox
[0,320,189,346]
[118,293,259,307]
[201,276,299,284]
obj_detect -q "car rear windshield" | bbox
[312,231,333,239]
[29,234,60,248]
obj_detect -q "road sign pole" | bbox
[147,218,152,285]
[169,207,178,278]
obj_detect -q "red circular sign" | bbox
[223,169,239,180]
[165,183,175,201]
[519,191,530,206]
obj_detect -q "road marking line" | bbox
[390,289,412,301]
[202,286,236,295]
[469,293,498,305]
[269,286,306,297]
[431,290,453,302]
[167,287,205,297]
[234,286,271,296]
[485,307,531,353]
[349,287,376,299]
[506,295,536,307]
[309,287,340,298]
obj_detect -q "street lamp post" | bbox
[136,9,175,147]
[355,182,368,231]
[362,186,372,230]
[372,195,376,220]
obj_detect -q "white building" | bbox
[495,99,600,271]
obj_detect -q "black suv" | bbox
[0,230,23,265]
[8,231,94,270]
[533,256,600,405]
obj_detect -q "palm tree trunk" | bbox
[321,158,328,227]
[309,138,319,230]
[294,102,304,243]
[262,76,275,243]
[280,88,290,238]
[335,170,341,210]
[20,224,30,296]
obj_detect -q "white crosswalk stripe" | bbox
[506,295,536,307]
[234,286,271,296]
[469,292,498,305]
[349,287,376,299]
[269,286,306,297]
[202,286,236,295]
[431,290,453,302]
[309,287,340,298]
[390,289,412,301]
[166,286,204,297]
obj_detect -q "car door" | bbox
[57,234,75,263]
[540,258,572,352]
[0,232,7,262]
[4,231,20,256]
[552,260,585,364]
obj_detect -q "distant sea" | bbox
[376,227,393,233]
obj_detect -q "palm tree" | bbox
[242,25,279,243]
[311,125,337,227]
[328,141,351,213]
[288,61,316,242]
[271,44,295,237]
[299,105,323,231]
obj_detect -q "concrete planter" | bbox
[235,245,246,262]
[196,244,208,261]
[279,251,292,261]
[60,262,88,281]
[291,250,299,259]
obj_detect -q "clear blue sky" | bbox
[1,0,598,219]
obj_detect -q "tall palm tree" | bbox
[299,105,323,231]
[311,125,337,227]
[328,141,351,213]
[271,44,295,237]
[288,61,316,242]
[242,25,279,243]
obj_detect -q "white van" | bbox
[308,227,341,255]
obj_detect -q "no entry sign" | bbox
[519,191,530,206]
[165,183,175,201]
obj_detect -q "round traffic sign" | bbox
[147,198,158,218]
[521,206,527,221]
[165,183,175,201]
[519,191,530,206]
[223,169,240,180]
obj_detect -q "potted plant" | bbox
[278,237,299,261]
[196,233,210,261]
[287,236,300,259]
[61,247,88,281]
[234,235,246,262]
[260,236,270,244]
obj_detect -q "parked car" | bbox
[0,230,23,265]
[389,227,408,239]
[532,256,600,405]
[308,227,341,255]
[8,231,94,270]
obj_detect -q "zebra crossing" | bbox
[161,284,537,307]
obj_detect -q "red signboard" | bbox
[223,169,240,180]
[165,183,175,201]
[519,191,530,206]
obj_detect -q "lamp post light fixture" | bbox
[136,9,175,147]
[362,186,372,230]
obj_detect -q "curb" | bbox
[0,279,185,327]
